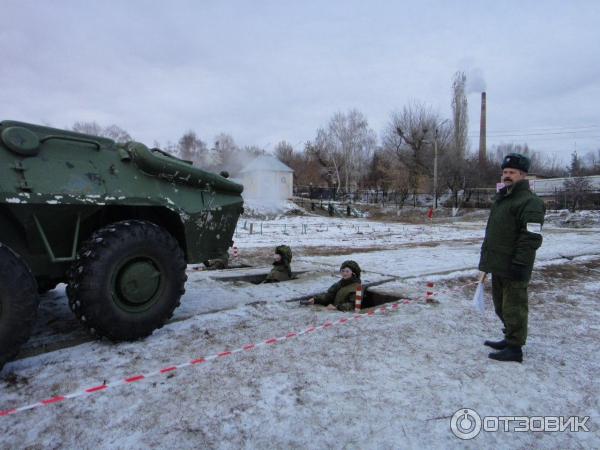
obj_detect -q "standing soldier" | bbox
[479,153,545,363]
[302,260,362,311]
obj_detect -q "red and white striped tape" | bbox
[0,278,480,418]
[0,297,419,418]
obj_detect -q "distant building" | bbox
[530,175,600,196]
[240,155,294,200]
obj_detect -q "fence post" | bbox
[249,223,254,235]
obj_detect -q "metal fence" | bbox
[293,185,499,209]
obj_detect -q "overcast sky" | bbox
[2,1,599,163]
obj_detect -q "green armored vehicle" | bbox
[0,120,243,371]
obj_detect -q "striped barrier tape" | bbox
[1,278,480,418]
[0,296,419,418]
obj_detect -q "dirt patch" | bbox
[537,259,600,281]
[213,271,309,285]
[439,257,600,295]
[1,372,30,387]
[238,238,480,260]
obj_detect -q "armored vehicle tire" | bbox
[68,220,187,341]
[0,244,39,372]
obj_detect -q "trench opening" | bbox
[361,290,405,308]
[214,270,309,285]
[188,263,253,272]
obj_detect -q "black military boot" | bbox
[484,338,508,350]
[488,346,523,363]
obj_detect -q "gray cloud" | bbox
[1,0,599,161]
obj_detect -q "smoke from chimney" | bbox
[478,91,486,166]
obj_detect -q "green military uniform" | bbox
[203,250,229,270]
[264,245,292,283]
[479,178,545,347]
[314,260,362,311]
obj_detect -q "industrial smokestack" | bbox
[478,91,486,166]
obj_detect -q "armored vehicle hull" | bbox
[0,120,243,370]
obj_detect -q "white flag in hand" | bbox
[472,272,487,314]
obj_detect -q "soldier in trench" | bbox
[263,245,293,283]
[302,260,362,311]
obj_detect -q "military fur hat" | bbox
[501,153,530,173]
[275,245,292,263]
[340,260,361,278]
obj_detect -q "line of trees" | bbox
[71,122,266,175]
[70,71,600,209]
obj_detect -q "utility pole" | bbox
[433,128,438,209]
[432,119,448,209]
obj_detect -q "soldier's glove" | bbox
[508,263,528,281]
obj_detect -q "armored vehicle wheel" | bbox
[68,220,187,341]
[0,243,39,372]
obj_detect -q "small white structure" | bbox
[240,155,294,200]
[530,175,600,196]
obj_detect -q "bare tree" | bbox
[383,102,440,196]
[72,121,132,143]
[437,72,470,208]
[373,147,411,207]
[274,141,295,165]
[583,149,600,174]
[451,71,468,159]
[563,177,593,212]
[242,145,266,157]
[314,127,342,190]
[102,125,132,143]
[178,131,207,165]
[210,133,238,168]
[72,121,103,136]
[312,109,376,193]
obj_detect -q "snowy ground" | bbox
[1,212,599,449]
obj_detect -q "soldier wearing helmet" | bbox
[303,260,362,311]
[263,245,293,283]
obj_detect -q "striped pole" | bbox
[426,282,435,302]
[355,284,363,312]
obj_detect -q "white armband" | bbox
[526,223,543,234]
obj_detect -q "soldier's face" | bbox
[502,168,526,185]
[340,268,353,279]
[274,254,282,262]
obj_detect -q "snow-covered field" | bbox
[1,210,599,449]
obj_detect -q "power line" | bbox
[472,124,600,133]
[470,135,600,142]
[467,125,600,138]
